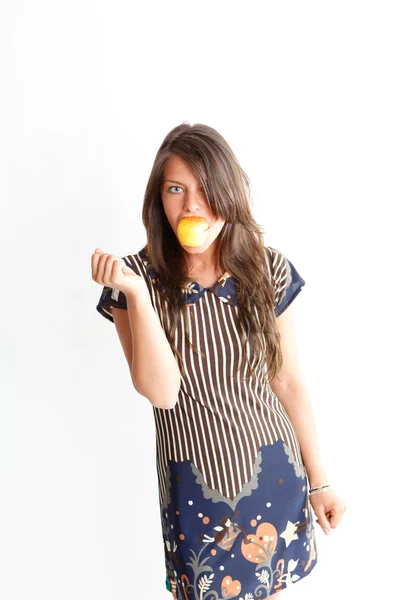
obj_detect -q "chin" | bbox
[182,243,207,252]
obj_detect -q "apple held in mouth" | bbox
[177,216,210,247]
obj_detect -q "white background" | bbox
[1,1,398,598]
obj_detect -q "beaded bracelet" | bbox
[309,484,330,496]
[310,484,330,492]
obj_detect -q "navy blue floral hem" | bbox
[161,439,318,599]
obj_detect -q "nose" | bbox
[183,189,203,213]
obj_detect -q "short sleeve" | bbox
[265,246,306,317]
[95,255,141,324]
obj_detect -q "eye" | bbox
[168,186,183,193]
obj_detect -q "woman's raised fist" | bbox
[91,248,147,296]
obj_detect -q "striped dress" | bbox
[96,245,318,599]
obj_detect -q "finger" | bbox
[92,251,102,280]
[103,253,114,284]
[102,253,119,286]
[314,506,331,535]
[328,506,345,529]
[328,514,339,528]
[109,256,126,285]
[122,264,137,278]
[316,520,330,535]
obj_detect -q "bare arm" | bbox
[269,304,328,487]
[113,286,181,410]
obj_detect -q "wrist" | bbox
[126,283,150,302]
[307,471,329,488]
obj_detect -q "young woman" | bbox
[92,123,346,599]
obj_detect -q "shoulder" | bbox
[264,245,288,278]
[263,245,306,317]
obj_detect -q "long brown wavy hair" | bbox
[141,122,283,386]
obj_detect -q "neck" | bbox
[185,239,221,275]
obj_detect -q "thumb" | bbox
[94,248,103,254]
[314,505,331,535]
[122,264,136,276]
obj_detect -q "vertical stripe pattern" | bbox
[98,250,305,504]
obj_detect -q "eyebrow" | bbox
[165,179,206,188]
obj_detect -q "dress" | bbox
[96,245,318,599]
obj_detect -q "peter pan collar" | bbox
[137,246,237,307]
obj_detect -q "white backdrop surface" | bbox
[1,1,398,599]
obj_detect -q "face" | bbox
[160,154,226,260]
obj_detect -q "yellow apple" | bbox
[177,216,209,247]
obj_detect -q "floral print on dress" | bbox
[161,439,317,599]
